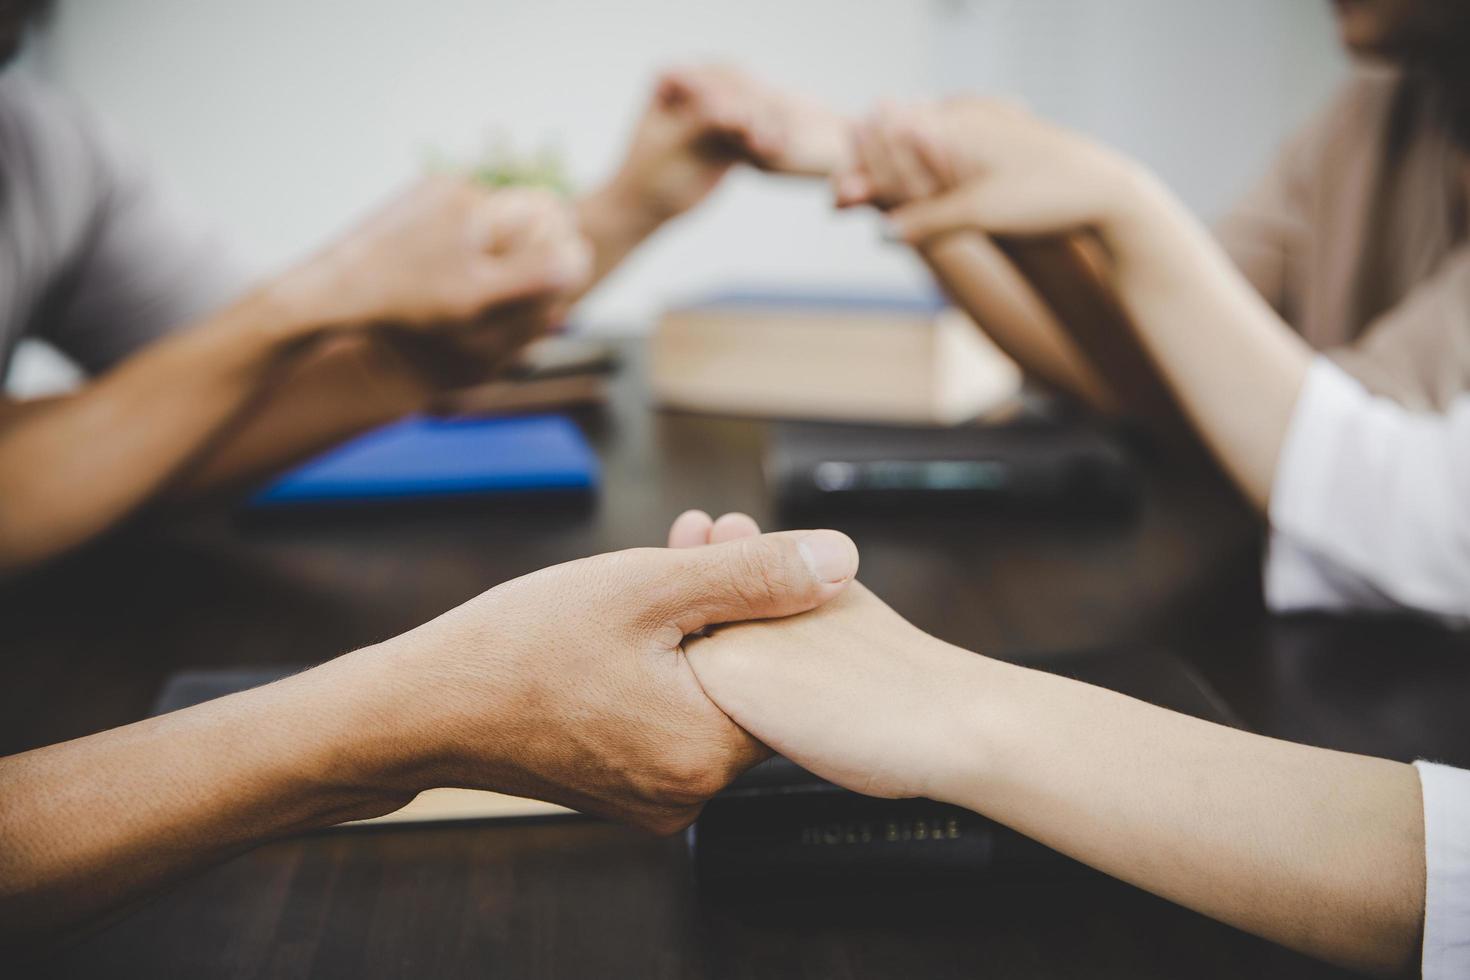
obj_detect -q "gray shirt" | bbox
[0,69,247,379]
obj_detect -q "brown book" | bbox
[435,336,617,418]
[438,372,608,417]
[651,293,1022,426]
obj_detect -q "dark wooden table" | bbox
[6,341,1470,978]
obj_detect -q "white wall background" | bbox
[10,0,1345,389]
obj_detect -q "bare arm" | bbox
[0,291,327,570]
[872,100,1315,510]
[1091,168,1312,504]
[0,649,412,947]
[950,650,1423,975]
[916,233,1123,412]
[0,181,587,572]
[688,582,1426,977]
[0,529,858,948]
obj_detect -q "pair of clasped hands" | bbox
[289,64,1132,400]
[345,512,969,833]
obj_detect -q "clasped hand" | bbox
[354,519,859,833]
[351,509,985,834]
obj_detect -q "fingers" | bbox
[909,115,957,189]
[470,189,592,309]
[854,118,902,208]
[667,509,714,548]
[832,168,874,208]
[710,512,761,543]
[475,187,573,255]
[658,529,859,637]
[473,235,591,309]
[835,103,944,211]
[666,510,762,548]
[885,183,993,245]
[873,103,940,202]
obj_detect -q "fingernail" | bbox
[798,530,857,584]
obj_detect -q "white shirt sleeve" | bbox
[1264,357,1470,622]
[1415,761,1470,980]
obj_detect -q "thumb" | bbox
[832,170,875,208]
[659,529,859,637]
[889,176,1093,244]
[885,183,995,244]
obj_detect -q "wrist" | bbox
[255,240,388,342]
[279,644,445,812]
[919,649,1025,809]
[1094,160,1200,275]
[580,175,675,253]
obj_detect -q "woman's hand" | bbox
[668,511,985,802]
[836,97,1155,244]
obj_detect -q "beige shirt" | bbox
[1217,67,1470,411]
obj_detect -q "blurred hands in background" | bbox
[602,64,853,228]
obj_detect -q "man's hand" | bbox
[598,65,852,228]
[668,512,979,802]
[274,179,591,336]
[0,526,858,941]
[372,526,860,833]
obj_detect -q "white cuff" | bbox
[1415,761,1470,980]
[1268,357,1369,548]
[1263,357,1470,622]
[1264,358,1376,613]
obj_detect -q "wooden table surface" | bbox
[6,341,1470,979]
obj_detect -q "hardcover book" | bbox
[650,290,1023,426]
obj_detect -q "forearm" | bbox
[0,647,418,946]
[1100,169,1314,508]
[917,232,1122,413]
[937,652,1424,975]
[161,332,434,500]
[0,287,330,571]
[575,181,668,296]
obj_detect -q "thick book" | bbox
[434,336,619,417]
[690,647,1237,889]
[650,290,1023,426]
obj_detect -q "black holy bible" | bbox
[690,647,1237,889]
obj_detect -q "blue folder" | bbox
[251,414,599,507]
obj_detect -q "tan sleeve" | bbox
[1212,107,1323,323]
[1327,247,1470,412]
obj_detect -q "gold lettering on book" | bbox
[801,822,875,846]
[800,817,962,845]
